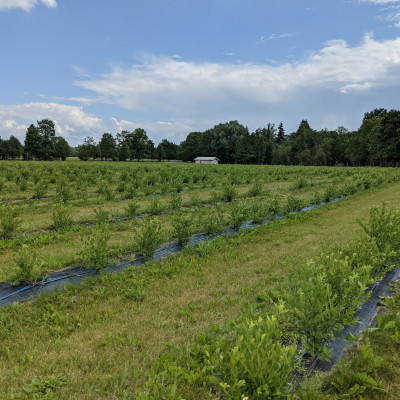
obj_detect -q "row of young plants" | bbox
[131,203,400,400]
[2,172,397,285]
[1,162,397,204]
[1,165,394,241]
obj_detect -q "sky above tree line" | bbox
[1,0,400,146]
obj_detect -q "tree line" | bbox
[1,108,399,166]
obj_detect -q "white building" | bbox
[194,156,219,164]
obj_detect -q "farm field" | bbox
[1,161,399,284]
[0,162,400,399]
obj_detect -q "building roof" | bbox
[194,156,219,161]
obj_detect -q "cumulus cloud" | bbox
[0,0,57,12]
[75,34,400,121]
[0,102,102,145]
[110,117,194,143]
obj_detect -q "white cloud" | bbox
[359,0,400,26]
[75,34,400,121]
[0,102,102,145]
[359,0,400,4]
[110,117,193,143]
[257,33,297,44]
[0,0,57,12]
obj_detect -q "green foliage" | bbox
[23,374,67,399]
[285,195,304,212]
[94,206,109,224]
[171,214,194,246]
[201,205,226,235]
[0,203,19,239]
[52,202,73,230]
[11,245,43,284]
[124,279,147,302]
[33,180,48,199]
[134,217,168,259]
[54,178,73,203]
[215,313,299,400]
[125,200,140,219]
[228,201,249,229]
[222,184,238,202]
[169,192,182,210]
[247,181,263,197]
[148,198,165,215]
[358,203,400,253]
[80,223,111,270]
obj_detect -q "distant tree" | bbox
[156,139,179,160]
[363,108,387,123]
[7,136,23,159]
[272,144,291,165]
[276,122,285,144]
[377,109,400,166]
[99,133,116,160]
[312,144,327,166]
[235,132,256,164]
[37,118,56,160]
[54,137,71,160]
[24,124,42,160]
[178,131,203,161]
[0,136,23,159]
[118,142,131,161]
[77,136,97,161]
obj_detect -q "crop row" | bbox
[134,204,400,399]
[0,171,394,285]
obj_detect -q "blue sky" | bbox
[1,0,400,146]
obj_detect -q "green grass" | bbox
[0,181,399,398]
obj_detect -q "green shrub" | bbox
[54,178,73,203]
[148,198,165,215]
[201,205,226,235]
[228,201,249,229]
[94,206,109,224]
[52,202,73,230]
[125,200,140,219]
[134,217,167,259]
[285,195,304,212]
[33,180,48,199]
[80,223,111,270]
[169,192,182,210]
[358,203,400,253]
[12,245,43,284]
[247,181,263,197]
[0,204,19,239]
[171,214,194,246]
[222,184,238,202]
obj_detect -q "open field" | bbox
[1,162,400,399]
[1,161,399,284]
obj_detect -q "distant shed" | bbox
[194,157,219,165]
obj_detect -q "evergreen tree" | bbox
[37,118,56,160]
[276,122,285,144]
[24,124,42,160]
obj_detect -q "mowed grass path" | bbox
[1,182,400,399]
